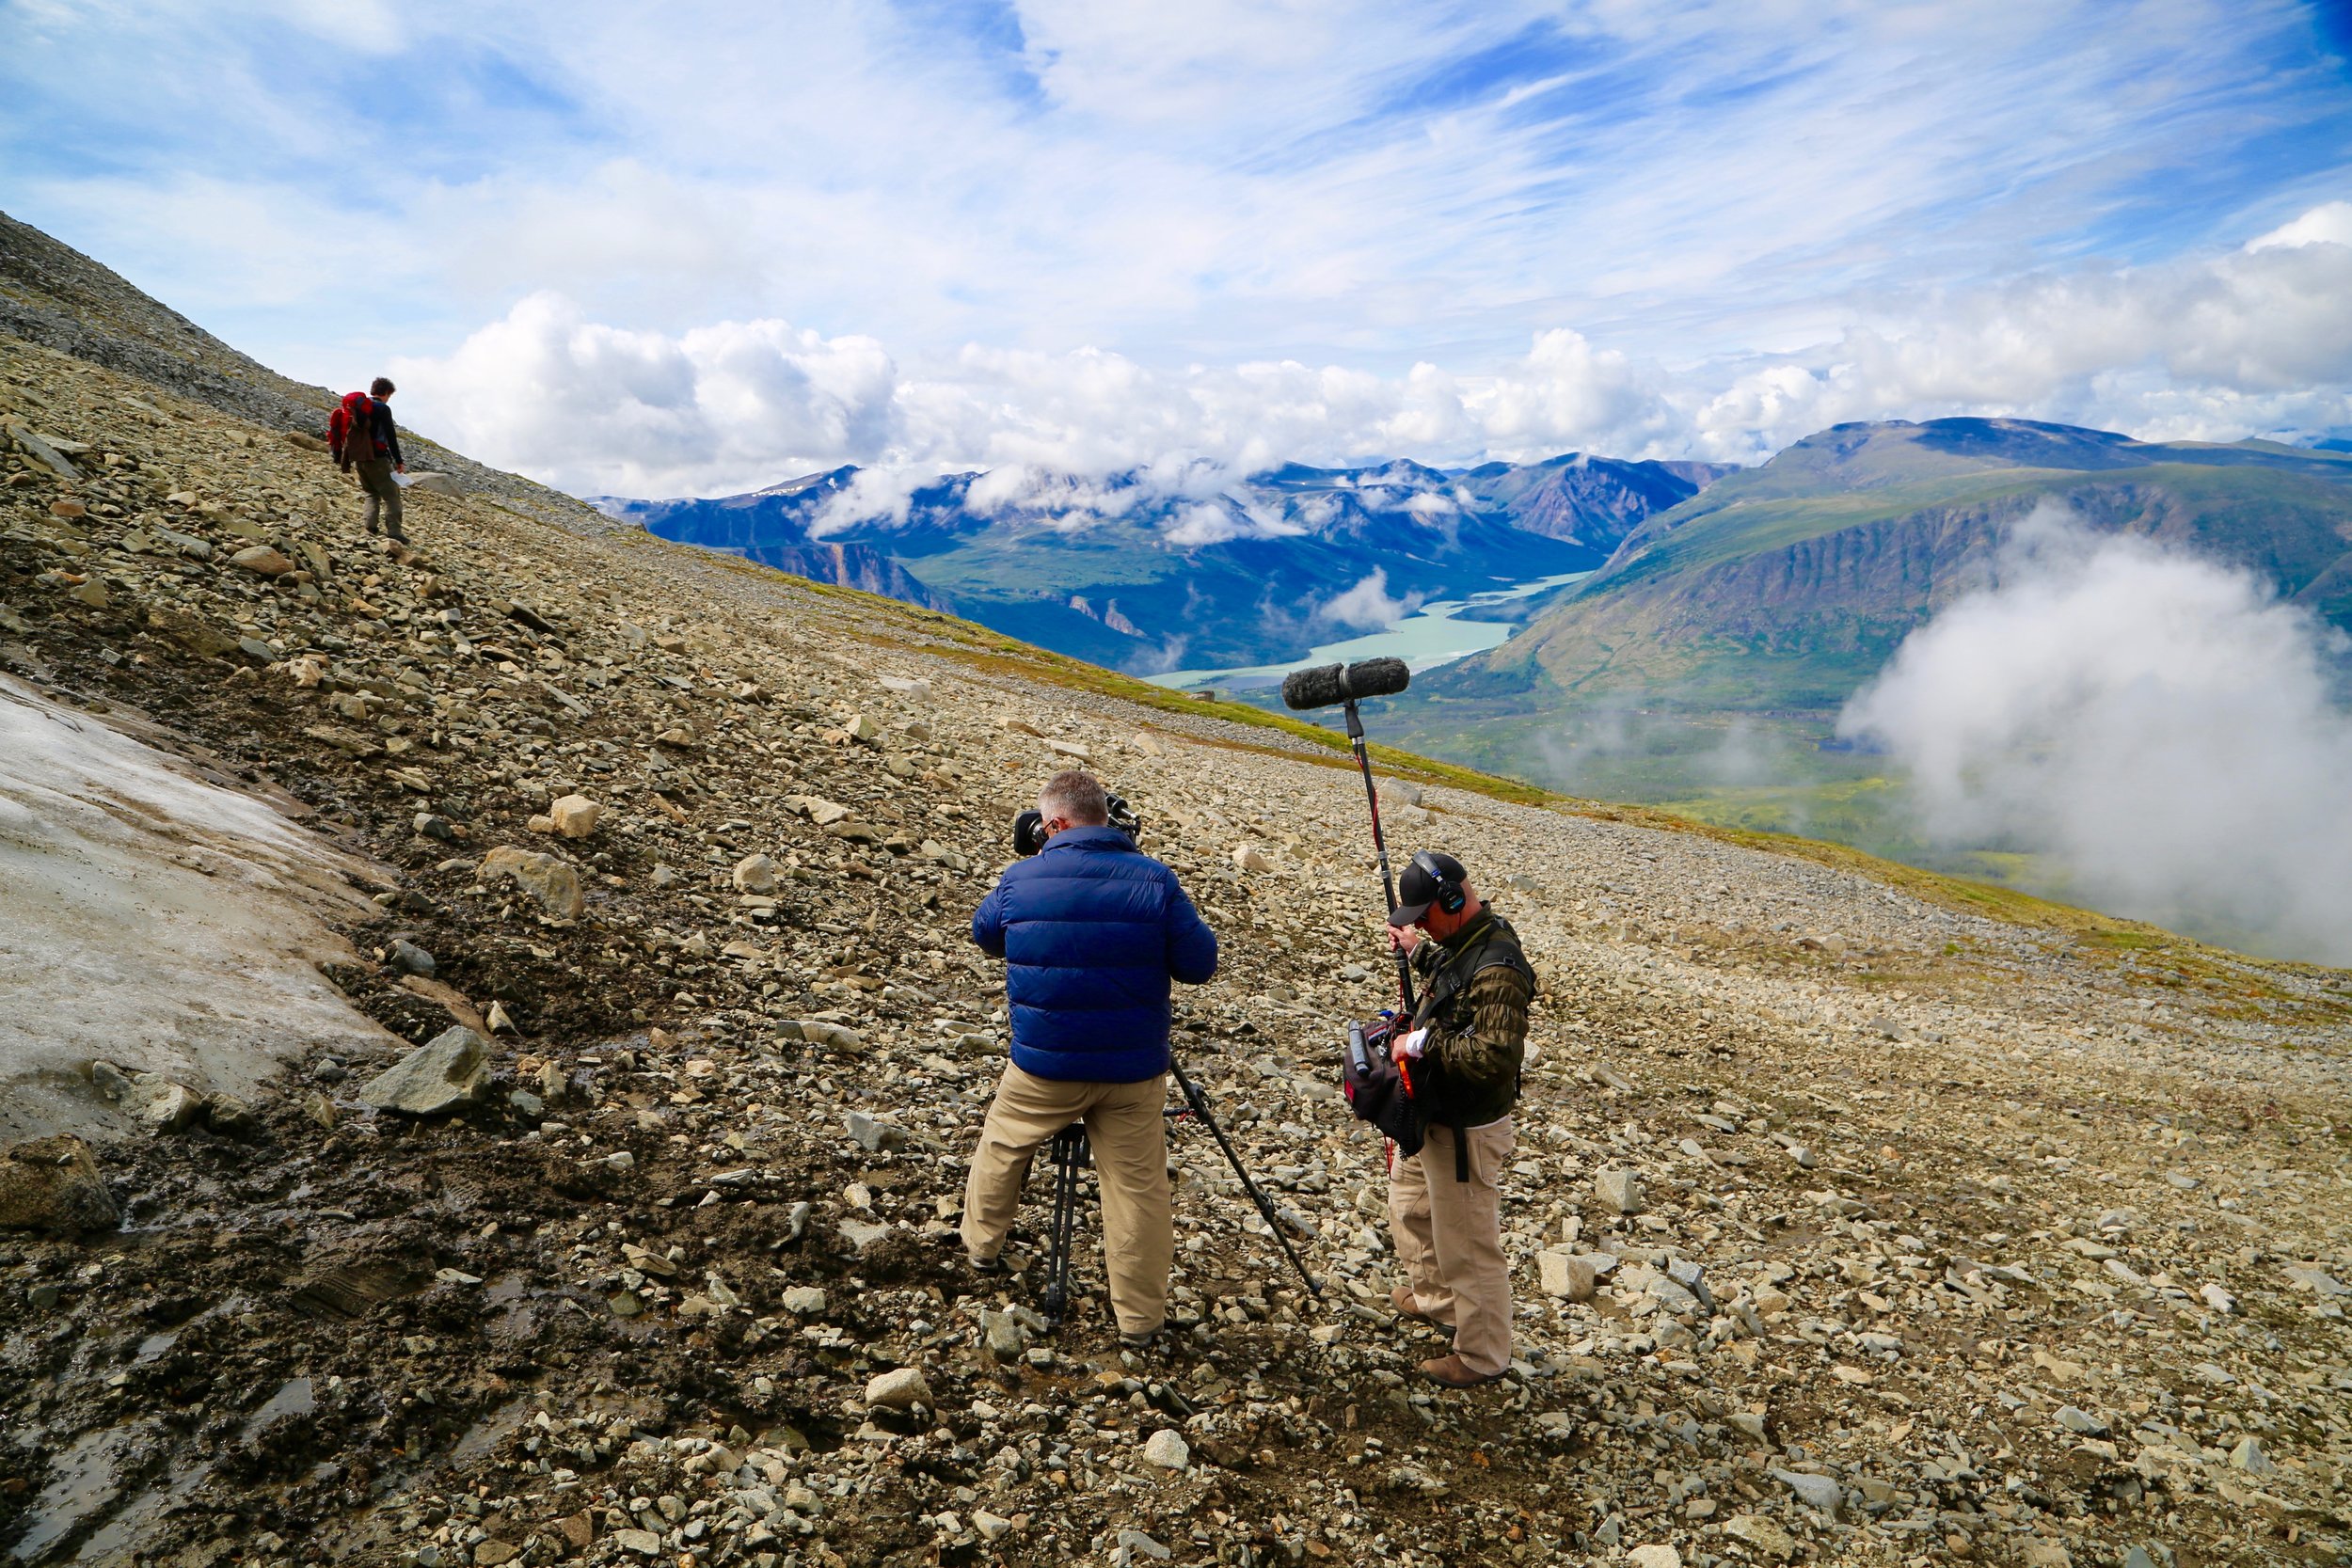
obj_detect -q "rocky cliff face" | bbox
[598,491,955,613]
[2,221,2349,1568]
[1455,453,1738,554]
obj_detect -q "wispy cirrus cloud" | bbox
[4,1,2349,495]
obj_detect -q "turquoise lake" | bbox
[1143,570,1591,692]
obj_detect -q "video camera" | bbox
[1011,792,1142,857]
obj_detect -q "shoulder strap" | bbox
[1414,913,1519,1022]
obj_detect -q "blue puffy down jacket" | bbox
[971,826,1219,1082]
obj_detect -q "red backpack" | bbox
[329,391,378,469]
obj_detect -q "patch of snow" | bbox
[0,675,398,1140]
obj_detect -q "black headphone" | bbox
[1412,850,1468,914]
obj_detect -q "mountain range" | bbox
[1377,416,2352,795]
[597,451,1735,672]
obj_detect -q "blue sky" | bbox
[3,0,2350,496]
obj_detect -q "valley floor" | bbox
[3,336,2349,1568]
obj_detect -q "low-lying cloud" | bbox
[394,206,2352,502]
[1316,569,1422,631]
[1839,507,2352,964]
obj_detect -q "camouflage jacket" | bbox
[1407,910,1534,1128]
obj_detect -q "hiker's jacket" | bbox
[972,826,1218,1083]
[1406,910,1534,1128]
[352,397,404,467]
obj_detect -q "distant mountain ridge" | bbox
[1382,416,2352,788]
[599,451,1733,671]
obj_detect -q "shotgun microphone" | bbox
[1280,657,1410,711]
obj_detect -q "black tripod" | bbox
[1033,1059,1322,1329]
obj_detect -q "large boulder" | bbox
[359,1027,490,1116]
[0,1135,119,1235]
[480,846,585,919]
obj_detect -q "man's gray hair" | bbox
[1039,768,1109,826]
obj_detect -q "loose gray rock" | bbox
[1116,1528,1172,1562]
[480,846,585,919]
[865,1367,931,1409]
[1665,1257,1714,1309]
[1770,1468,1841,1515]
[1537,1250,1597,1301]
[358,1026,489,1116]
[981,1310,1027,1363]
[776,1019,866,1050]
[1595,1168,1645,1215]
[126,1077,205,1132]
[838,1219,893,1254]
[388,938,437,976]
[845,1111,906,1152]
[204,1093,258,1137]
[0,1135,119,1235]
[1139,1429,1190,1471]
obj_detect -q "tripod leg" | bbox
[1042,1130,1072,1326]
[1168,1058,1322,1301]
[1042,1125,1090,1329]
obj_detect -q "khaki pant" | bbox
[961,1062,1172,1336]
[356,458,404,537]
[1389,1117,1516,1376]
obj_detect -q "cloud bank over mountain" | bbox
[398,212,2352,499]
[1840,507,2352,965]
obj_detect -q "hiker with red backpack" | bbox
[328,377,406,542]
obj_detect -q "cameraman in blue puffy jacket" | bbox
[960,768,1218,1348]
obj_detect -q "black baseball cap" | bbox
[1390,850,1468,926]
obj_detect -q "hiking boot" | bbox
[943,1232,1003,1275]
[1390,1285,1436,1323]
[1418,1354,1504,1389]
[1118,1325,1165,1354]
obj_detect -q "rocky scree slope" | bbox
[2,312,2351,1568]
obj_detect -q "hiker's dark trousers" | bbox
[356,458,404,537]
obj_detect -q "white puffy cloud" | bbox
[1468,330,1675,461]
[402,204,2352,499]
[1317,569,1422,630]
[390,293,897,497]
[2248,200,2352,252]
[1681,218,2352,458]
[1163,502,1252,547]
